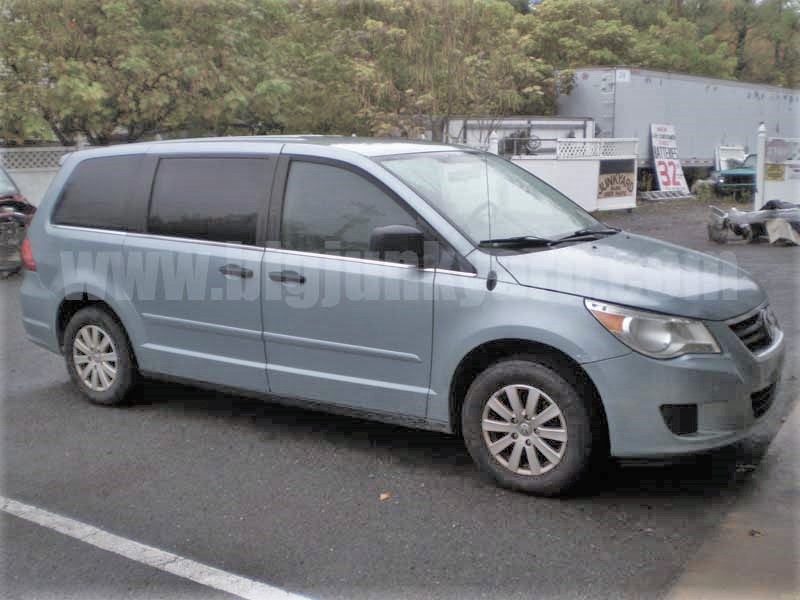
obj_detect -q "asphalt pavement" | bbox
[2,199,798,599]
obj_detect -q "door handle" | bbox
[269,270,306,285]
[219,264,254,279]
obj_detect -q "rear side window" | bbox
[148,157,269,245]
[281,161,417,256]
[53,156,140,230]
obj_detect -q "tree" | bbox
[1,0,797,145]
[527,0,640,67]
[632,13,736,77]
[745,0,800,87]
[729,0,758,78]
[332,0,564,139]
[1,0,187,144]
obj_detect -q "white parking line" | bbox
[0,496,312,600]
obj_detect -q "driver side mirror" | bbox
[369,225,425,268]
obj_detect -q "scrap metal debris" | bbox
[707,200,800,245]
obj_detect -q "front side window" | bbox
[379,151,599,244]
[53,156,140,230]
[148,157,270,245]
[281,161,418,258]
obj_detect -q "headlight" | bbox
[717,176,725,183]
[585,299,720,359]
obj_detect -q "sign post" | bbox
[650,124,689,194]
[755,123,766,210]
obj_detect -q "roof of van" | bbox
[136,135,471,157]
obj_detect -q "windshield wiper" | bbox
[478,235,554,248]
[479,227,619,249]
[550,226,620,245]
[568,226,619,237]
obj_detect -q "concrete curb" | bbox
[666,401,800,600]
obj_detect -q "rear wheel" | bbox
[63,307,137,405]
[461,358,596,496]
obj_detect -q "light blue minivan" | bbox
[20,137,785,495]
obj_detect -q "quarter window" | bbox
[53,156,141,231]
[148,157,270,245]
[281,161,418,258]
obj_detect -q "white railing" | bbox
[556,138,638,160]
[0,146,76,171]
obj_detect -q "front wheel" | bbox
[461,359,597,496]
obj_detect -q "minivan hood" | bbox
[496,233,765,321]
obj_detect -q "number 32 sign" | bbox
[651,124,689,193]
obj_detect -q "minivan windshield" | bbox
[378,151,601,245]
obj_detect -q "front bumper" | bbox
[584,318,785,458]
[714,181,755,193]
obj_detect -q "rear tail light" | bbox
[20,237,36,271]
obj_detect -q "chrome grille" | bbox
[728,308,772,354]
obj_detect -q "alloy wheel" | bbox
[481,384,567,475]
[72,324,118,392]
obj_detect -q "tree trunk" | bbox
[733,1,753,78]
[41,111,75,146]
[734,23,748,77]
[429,116,446,142]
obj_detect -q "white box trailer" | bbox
[557,67,800,169]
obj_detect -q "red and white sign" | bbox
[650,124,689,193]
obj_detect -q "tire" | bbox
[63,306,138,406]
[461,358,596,496]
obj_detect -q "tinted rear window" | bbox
[148,158,269,245]
[53,156,141,230]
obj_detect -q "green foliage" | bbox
[1,0,798,144]
[527,0,641,67]
[631,14,737,77]
[692,179,716,203]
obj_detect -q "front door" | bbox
[262,159,434,418]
